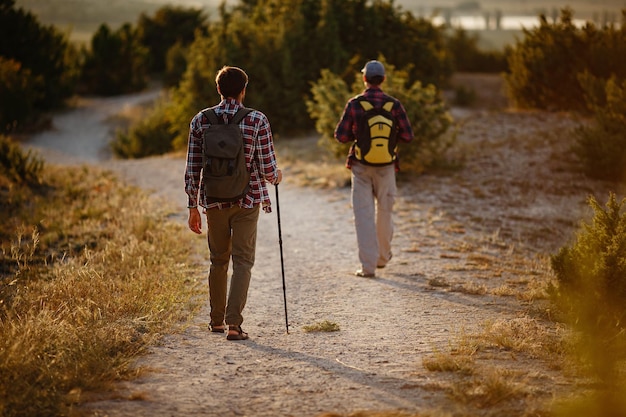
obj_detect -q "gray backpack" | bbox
[201,107,252,203]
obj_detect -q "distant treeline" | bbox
[2,0,626,180]
[1,0,506,135]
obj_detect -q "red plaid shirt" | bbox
[185,98,279,212]
[334,86,414,171]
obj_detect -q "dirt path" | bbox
[22,85,619,416]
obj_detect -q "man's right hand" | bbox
[188,207,202,234]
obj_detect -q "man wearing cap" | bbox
[334,60,414,278]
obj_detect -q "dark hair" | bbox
[365,75,385,86]
[216,66,248,98]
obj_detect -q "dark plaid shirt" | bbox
[334,86,414,171]
[185,98,279,212]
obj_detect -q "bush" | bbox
[573,74,626,181]
[163,41,189,88]
[550,192,626,379]
[111,101,175,158]
[136,5,207,74]
[505,8,626,113]
[307,57,455,173]
[162,0,453,148]
[0,135,44,184]
[0,0,78,126]
[0,58,41,132]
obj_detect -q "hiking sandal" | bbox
[209,323,225,333]
[226,325,249,340]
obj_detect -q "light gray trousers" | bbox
[350,161,396,274]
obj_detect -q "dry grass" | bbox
[0,165,205,417]
[447,367,530,409]
[423,350,475,375]
[479,316,567,359]
[303,320,341,333]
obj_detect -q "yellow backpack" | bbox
[354,98,398,165]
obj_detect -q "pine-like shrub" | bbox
[505,8,626,113]
[551,192,626,322]
[550,192,626,379]
[574,74,626,181]
[307,57,455,173]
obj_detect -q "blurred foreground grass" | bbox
[0,164,205,417]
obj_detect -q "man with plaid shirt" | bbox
[185,66,282,340]
[334,60,414,278]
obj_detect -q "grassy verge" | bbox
[0,164,204,417]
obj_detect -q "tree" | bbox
[80,23,149,95]
[136,5,207,76]
[0,58,41,132]
[127,0,455,157]
[505,8,626,112]
[0,0,76,117]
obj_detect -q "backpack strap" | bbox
[357,96,394,112]
[201,109,220,125]
[202,107,252,125]
[231,107,252,124]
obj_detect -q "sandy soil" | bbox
[21,77,622,416]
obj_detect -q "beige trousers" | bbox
[206,205,260,327]
[350,161,396,274]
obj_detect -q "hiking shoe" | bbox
[377,253,392,269]
[355,269,375,278]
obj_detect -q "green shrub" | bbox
[136,5,207,74]
[307,57,455,173]
[551,192,626,326]
[163,41,189,88]
[161,0,453,146]
[505,8,626,113]
[111,101,175,158]
[573,74,626,181]
[0,135,44,184]
[0,58,42,133]
[550,192,626,380]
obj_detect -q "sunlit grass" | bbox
[0,165,204,417]
[303,320,340,333]
[423,350,475,375]
[447,367,529,409]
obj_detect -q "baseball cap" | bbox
[361,60,385,78]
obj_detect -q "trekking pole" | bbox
[275,184,289,334]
